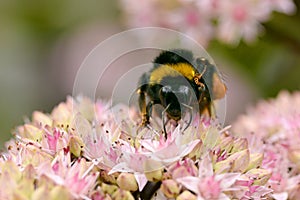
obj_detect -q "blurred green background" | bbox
[0,0,299,147]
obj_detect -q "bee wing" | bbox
[196,58,226,100]
[212,72,227,100]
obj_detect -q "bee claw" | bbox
[137,120,148,132]
[162,104,171,139]
[181,103,193,132]
[136,122,161,139]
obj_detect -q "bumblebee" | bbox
[137,49,226,133]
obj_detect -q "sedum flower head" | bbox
[0,96,274,199]
[119,0,296,46]
[233,91,300,199]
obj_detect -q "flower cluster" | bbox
[119,0,296,45]
[0,96,274,199]
[233,91,300,200]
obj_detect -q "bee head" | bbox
[159,84,192,120]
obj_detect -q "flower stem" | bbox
[133,181,162,200]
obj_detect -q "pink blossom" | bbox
[233,91,300,199]
[195,0,221,17]
[140,126,201,164]
[164,6,214,46]
[37,151,99,199]
[119,0,296,45]
[119,0,160,27]
[0,95,279,199]
[267,0,296,14]
[51,96,74,125]
[168,158,198,179]
[177,155,241,200]
[216,0,270,45]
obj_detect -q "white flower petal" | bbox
[177,176,200,194]
[217,173,240,189]
[272,192,288,200]
[134,173,148,191]
[108,162,133,174]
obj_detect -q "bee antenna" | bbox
[200,65,207,77]
[181,103,193,132]
[194,65,207,87]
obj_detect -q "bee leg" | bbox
[144,100,155,125]
[162,104,170,138]
[138,88,149,126]
[162,113,168,139]
[181,103,193,132]
[145,100,161,124]
[198,91,213,118]
[199,99,214,119]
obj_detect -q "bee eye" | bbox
[159,85,176,108]
[161,85,172,94]
[179,85,190,96]
[196,57,209,66]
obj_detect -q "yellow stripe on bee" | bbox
[149,63,196,84]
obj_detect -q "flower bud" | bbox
[288,150,300,170]
[214,149,249,173]
[32,111,53,127]
[246,168,271,186]
[145,169,163,182]
[219,134,234,152]
[91,190,112,200]
[69,136,84,157]
[172,166,190,179]
[231,138,248,153]
[50,186,70,200]
[23,124,43,141]
[111,189,134,200]
[168,159,198,180]
[100,171,118,184]
[247,153,264,170]
[188,141,202,159]
[31,186,47,200]
[101,183,118,195]
[51,102,72,126]
[117,173,138,191]
[176,190,197,200]
[160,179,180,198]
